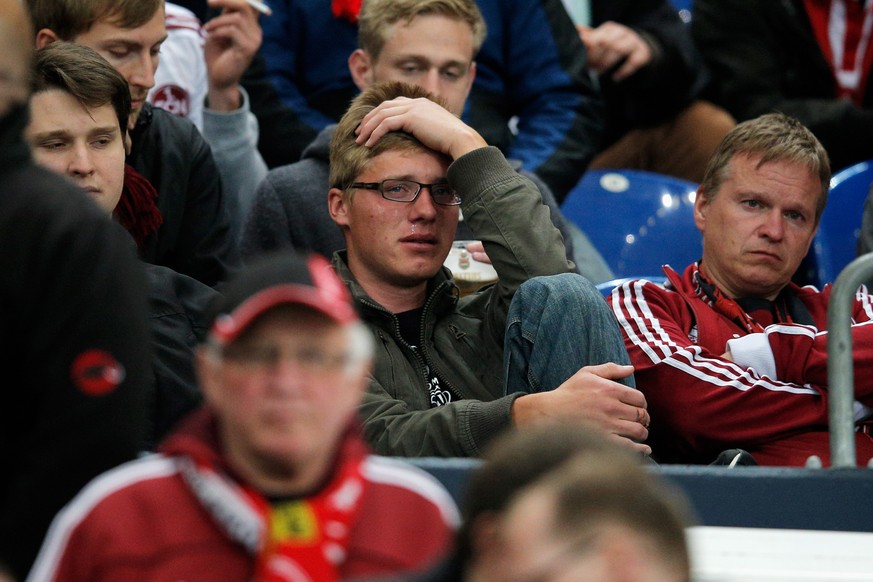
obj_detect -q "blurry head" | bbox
[695,113,829,299]
[197,252,373,495]
[0,0,34,115]
[27,42,130,214]
[328,82,459,301]
[458,424,631,573]
[350,0,485,115]
[29,0,167,128]
[491,456,692,582]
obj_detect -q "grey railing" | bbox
[827,253,873,467]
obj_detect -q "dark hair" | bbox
[26,0,163,41]
[32,42,130,133]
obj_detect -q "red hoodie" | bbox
[28,408,458,581]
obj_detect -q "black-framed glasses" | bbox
[350,179,462,206]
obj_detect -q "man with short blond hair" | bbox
[241,0,610,281]
[611,112,873,466]
[327,81,650,458]
[28,252,457,580]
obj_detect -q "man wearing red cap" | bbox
[28,252,458,581]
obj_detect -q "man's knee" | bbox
[515,273,604,317]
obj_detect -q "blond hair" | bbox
[699,112,831,222]
[329,81,450,193]
[358,0,486,60]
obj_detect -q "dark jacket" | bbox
[591,0,712,145]
[334,147,574,458]
[145,263,218,443]
[0,105,152,579]
[692,0,873,171]
[129,103,240,287]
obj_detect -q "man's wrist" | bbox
[510,393,536,427]
[448,130,488,160]
[206,85,242,112]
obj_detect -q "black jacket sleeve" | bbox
[0,166,152,579]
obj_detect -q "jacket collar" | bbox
[0,103,32,175]
[332,251,459,323]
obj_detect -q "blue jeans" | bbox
[503,273,635,395]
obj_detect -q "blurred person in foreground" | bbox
[0,1,151,578]
[27,251,457,581]
[401,424,692,582]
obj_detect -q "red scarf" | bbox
[804,0,873,105]
[114,164,163,249]
[331,0,362,23]
[181,429,368,581]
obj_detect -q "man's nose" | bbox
[410,187,439,220]
[68,143,95,176]
[128,53,157,91]
[418,69,441,96]
[760,210,786,240]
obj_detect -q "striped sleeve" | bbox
[27,456,179,582]
[609,279,830,458]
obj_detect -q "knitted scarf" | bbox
[180,436,367,581]
[114,164,163,249]
[332,0,362,22]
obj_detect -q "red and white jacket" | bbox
[27,409,458,581]
[610,263,873,466]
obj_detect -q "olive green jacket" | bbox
[333,147,574,457]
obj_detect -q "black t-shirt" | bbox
[395,309,460,407]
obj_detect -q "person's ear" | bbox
[693,188,709,232]
[195,346,221,407]
[328,187,351,227]
[463,61,477,101]
[348,49,375,91]
[35,28,61,49]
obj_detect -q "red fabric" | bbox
[803,0,873,105]
[114,164,163,249]
[252,438,365,581]
[29,409,456,581]
[609,263,873,466]
[331,0,362,23]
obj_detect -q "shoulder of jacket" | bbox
[361,456,460,527]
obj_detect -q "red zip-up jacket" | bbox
[28,409,457,581]
[610,263,873,466]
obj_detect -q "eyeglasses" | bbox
[350,179,462,206]
[219,342,353,375]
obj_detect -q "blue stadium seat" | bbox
[806,160,873,286]
[596,276,668,297]
[667,0,693,23]
[561,169,701,279]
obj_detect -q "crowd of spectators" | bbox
[4,0,873,579]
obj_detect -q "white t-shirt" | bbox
[147,2,207,130]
